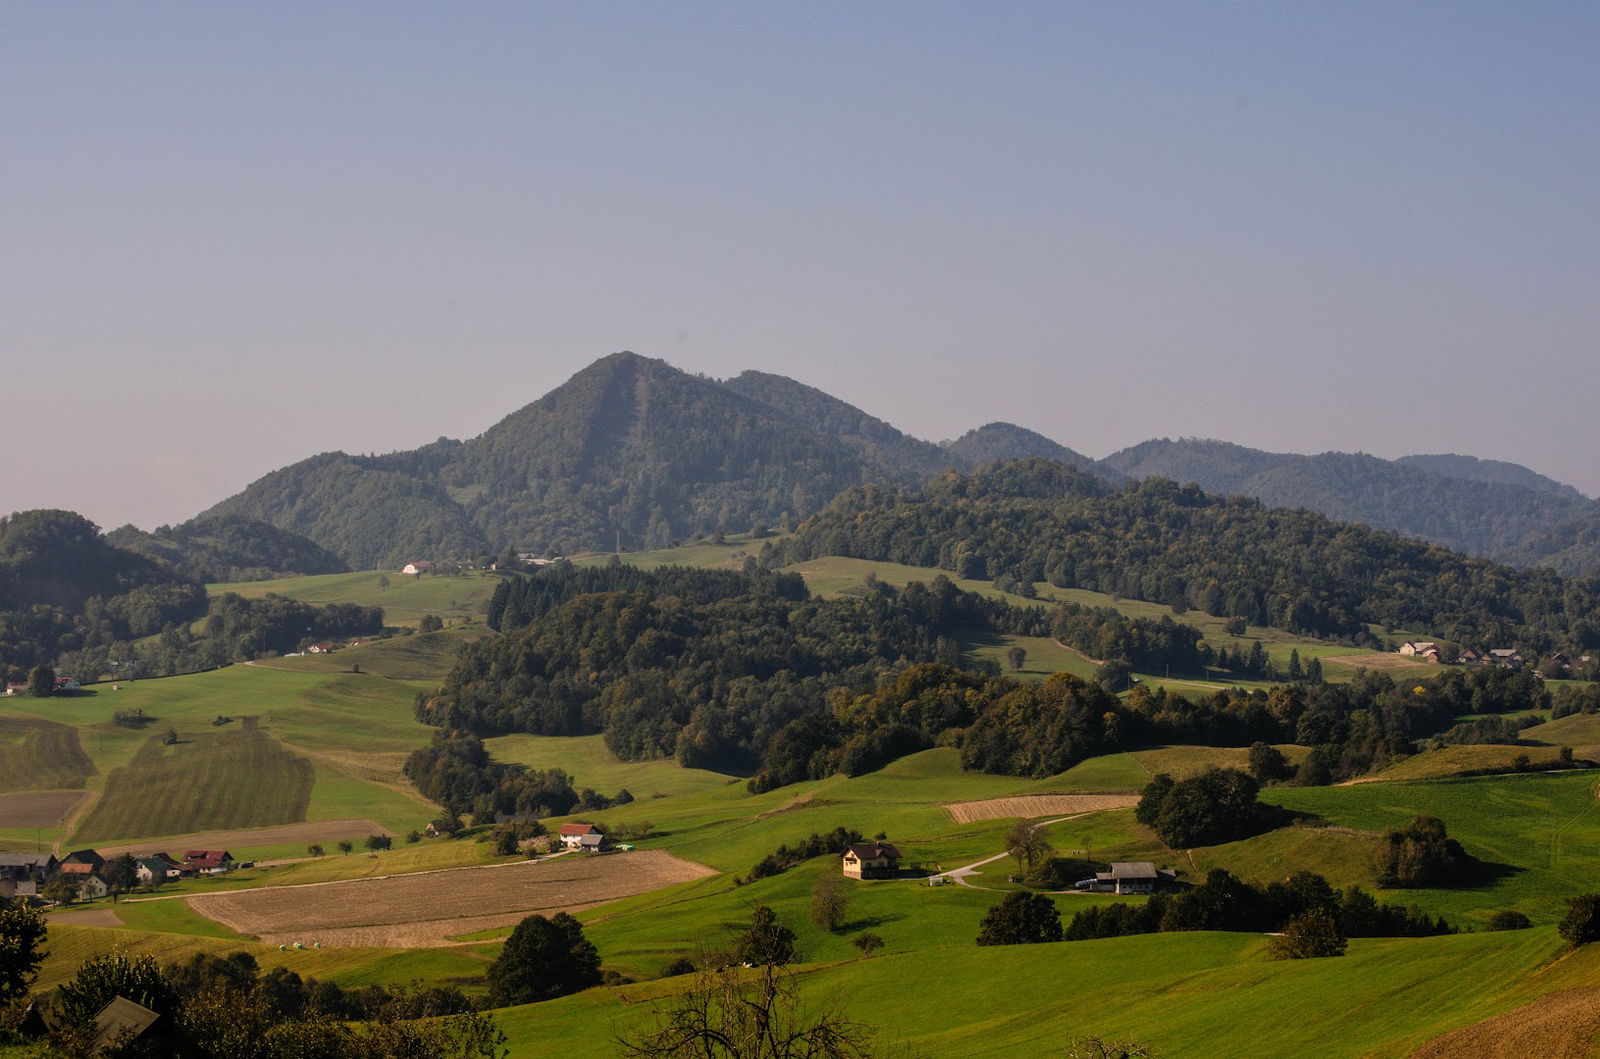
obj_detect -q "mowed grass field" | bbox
[72,719,314,844]
[483,732,741,798]
[0,715,95,792]
[205,569,505,627]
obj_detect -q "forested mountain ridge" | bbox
[1100,437,1593,569]
[106,514,348,583]
[776,459,1600,653]
[186,351,1594,574]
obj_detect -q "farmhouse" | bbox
[58,862,110,900]
[135,854,183,885]
[61,849,105,871]
[1080,861,1179,895]
[2,683,24,695]
[559,823,604,851]
[401,561,435,575]
[306,642,338,654]
[183,850,236,875]
[0,852,56,898]
[841,841,900,879]
[1488,649,1525,669]
[1398,642,1441,662]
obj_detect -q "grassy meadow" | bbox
[205,569,506,628]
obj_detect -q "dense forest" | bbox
[776,460,1600,652]
[423,564,1048,772]
[423,565,1565,793]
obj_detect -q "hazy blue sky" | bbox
[5,3,1597,530]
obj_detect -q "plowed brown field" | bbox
[943,794,1138,823]
[188,849,714,947]
[0,790,85,828]
[94,819,392,857]
[1409,986,1600,1059]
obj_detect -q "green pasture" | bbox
[503,925,1597,1059]
[1264,770,1600,924]
[569,534,775,570]
[0,716,95,793]
[205,569,505,627]
[484,733,741,798]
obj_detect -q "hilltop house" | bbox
[559,824,604,852]
[182,850,235,875]
[841,841,901,879]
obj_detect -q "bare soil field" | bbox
[94,818,392,857]
[0,790,86,828]
[49,908,123,927]
[943,794,1139,823]
[188,849,714,947]
[1322,652,1436,672]
[1410,985,1600,1059]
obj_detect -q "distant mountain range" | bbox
[187,351,1599,576]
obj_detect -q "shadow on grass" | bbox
[838,912,904,934]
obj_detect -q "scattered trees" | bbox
[486,912,602,1005]
[976,891,1063,946]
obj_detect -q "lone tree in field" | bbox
[487,912,602,1005]
[1267,909,1346,959]
[307,843,324,857]
[811,874,848,932]
[1005,820,1054,872]
[1559,893,1600,946]
[338,840,353,856]
[735,906,797,967]
[976,891,1063,946]
[1005,645,1027,671]
[28,664,54,698]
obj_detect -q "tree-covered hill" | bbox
[777,459,1600,653]
[942,422,1101,475]
[106,514,348,583]
[203,452,491,571]
[1099,438,1591,567]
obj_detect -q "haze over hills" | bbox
[190,352,1599,577]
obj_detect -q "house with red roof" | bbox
[182,850,236,875]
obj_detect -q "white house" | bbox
[559,823,603,851]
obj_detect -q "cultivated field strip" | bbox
[0,716,95,792]
[73,720,314,844]
[1409,985,1600,1059]
[943,793,1139,823]
[93,818,392,858]
[0,790,86,828]
[188,849,715,948]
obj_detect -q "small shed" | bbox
[91,997,160,1054]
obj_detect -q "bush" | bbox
[659,957,697,978]
[1372,815,1469,888]
[1486,910,1532,932]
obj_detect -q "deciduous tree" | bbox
[486,912,601,1005]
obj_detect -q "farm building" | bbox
[60,849,105,871]
[1398,642,1441,662]
[401,561,435,575]
[559,823,604,851]
[135,854,183,884]
[1488,649,1525,669]
[58,862,110,900]
[306,642,338,654]
[183,850,236,875]
[1080,861,1179,895]
[841,841,900,879]
[0,852,56,898]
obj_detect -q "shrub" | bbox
[1558,893,1600,946]
[1267,909,1347,960]
[1486,910,1532,932]
[976,891,1063,946]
